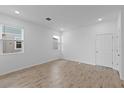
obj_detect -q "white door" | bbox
[96,34,113,68]
[113,34,120,71]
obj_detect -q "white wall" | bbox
[63,27,96,64]
[62,11,121,69]
[121,9,124,80]
[0,14,60,75]
[0,10,123,80]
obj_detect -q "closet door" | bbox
[96,34,113,68]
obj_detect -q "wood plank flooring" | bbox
[0,59,124,88]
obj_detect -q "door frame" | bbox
[95,33,114,68]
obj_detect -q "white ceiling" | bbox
[0,5,122,30]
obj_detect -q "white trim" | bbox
[0,58,59,76]
[117,11,122,80]
[63,58,96,66]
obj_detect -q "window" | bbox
[16,41,22,49]
[0,24,24,55]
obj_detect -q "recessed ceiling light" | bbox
[53,35,59,39]
[98,18,102,21]
[14,10,20,15]
[60,28,64,31]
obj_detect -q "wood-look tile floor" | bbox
[0,59,124,88]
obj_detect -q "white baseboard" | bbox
[64,58,123,80]
[63,58,95,66]
[1,57,123,81]
[0,58,59,76]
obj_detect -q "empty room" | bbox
[0,5,124,88]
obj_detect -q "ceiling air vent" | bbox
[45,17,52,21]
